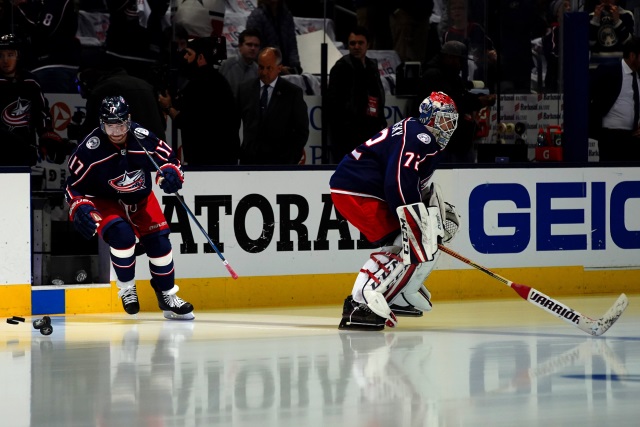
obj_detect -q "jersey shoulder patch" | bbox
[416,133,431,144]
[86,136,100,149]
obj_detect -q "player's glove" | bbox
[156,164,184,194]
[69,198,102,240]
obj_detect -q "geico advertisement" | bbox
[136,167,640,280]
[446,167,640,270]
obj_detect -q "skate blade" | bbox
[389,305,423,317]
[338,318,384,331]
[163,311,195,320]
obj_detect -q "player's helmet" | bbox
[418,91,459,148]
[0,34,21,51]
[99,96,131,135]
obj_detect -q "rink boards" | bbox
[2,166,640,316]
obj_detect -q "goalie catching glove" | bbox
[69,198,102,239]
[421,182,460,243]
[155,164,184,194]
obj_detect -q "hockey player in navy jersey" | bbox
[330,91,461,330]
[65,96,195,320]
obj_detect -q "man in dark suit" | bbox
[589,37,640,162]
[237,47,309,165]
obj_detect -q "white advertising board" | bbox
[0,171,31,285]
[104,166,640,280]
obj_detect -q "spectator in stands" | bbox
[246,0,302,74]
[104,0,170,82]
[0,34,66,167]
[236,47,309,165]
[0,0,81,93]
[589,37,640,162]
[488,0,546,93]
[173,0,225,39]
[417,41,496,163]
[353,0,393,50]
[589,0,634,69]
[425,0,446,64]
[219,29,262,99]
[158,37,240,165]
[77,67,167,141]
[443,0,497,89]
[543,0,571,92]
[388,0,433,65]
[328,26,387,163]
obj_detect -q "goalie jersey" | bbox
[65,123,181,206]
[329,117,444,211]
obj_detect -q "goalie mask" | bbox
[99,96,131,139]
[418,91,459,148]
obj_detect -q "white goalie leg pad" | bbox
[352,246,404,302]
[352,245,405,327]
[387,252,439,312]
[396,202,443,264]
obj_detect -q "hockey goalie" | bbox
[329,91,461,330]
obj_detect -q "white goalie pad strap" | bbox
[396,203,444,264]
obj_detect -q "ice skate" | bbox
[154,285,195,320]
[117,280,140,315]
[339,295,386,331]
[389,303,423,317]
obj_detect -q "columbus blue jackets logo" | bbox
[86,137,100,149]
[417,133,431,144]
[108,170,146,193]
[2,98,31,129]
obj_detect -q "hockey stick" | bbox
[437,244,628,336]
[132,127,239,279]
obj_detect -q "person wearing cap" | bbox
[417,40,496,163]
[158,37,240,165]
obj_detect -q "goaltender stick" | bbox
[64,96,195,320]
[330,91,461,330]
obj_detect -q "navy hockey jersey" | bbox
[329,117,444,211]
[65,122,181,206]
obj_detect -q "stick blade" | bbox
[584,293,629,336]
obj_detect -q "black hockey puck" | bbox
[11,316,25,322]
[32,316,51,330]
[6,319,19,325]
[40,325,53,336]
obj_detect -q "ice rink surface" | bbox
[2,294,639,427]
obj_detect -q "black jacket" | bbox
[237,77,309,165]
[327,54,387,163]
